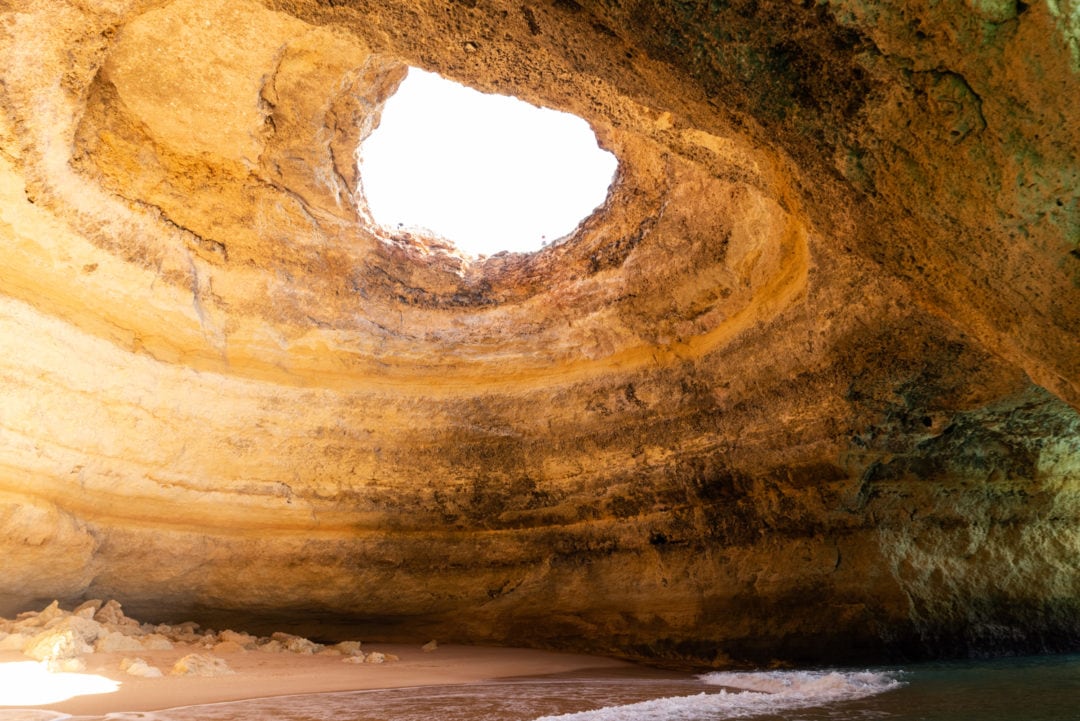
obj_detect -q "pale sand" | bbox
[1,644,632,717]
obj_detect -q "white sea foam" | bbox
[700,668,902,697]
[531,669,903,721]
[0,712,71,721]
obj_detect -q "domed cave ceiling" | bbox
[0,0,1078,667]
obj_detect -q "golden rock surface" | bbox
[0,0,1078,665]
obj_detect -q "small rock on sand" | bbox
[171,653,234,677]
[218,629,258,649]
[422,639,438,652]
[335,641,363,656]
[270,631,321,655]
[122,657,164,678]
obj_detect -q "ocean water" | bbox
[6,653,1078,721]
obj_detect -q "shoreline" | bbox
[2,644,636,717]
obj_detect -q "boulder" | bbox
[15,601,63,629]
[72,600,104,619]
[218,629,258,649]
[140,633,174,650]
[270,632,321,655]
[171,653,233,677]
[335,641,363,656]
[94,600,137,628]
[45,616,105,645]
[24,628,93,661]
[95,631,146,653]
[122,657,164,678]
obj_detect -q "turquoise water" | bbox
[8,653,1079,721]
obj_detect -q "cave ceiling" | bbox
[0,0,1078,665]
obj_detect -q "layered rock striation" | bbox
[0,0,1078,666]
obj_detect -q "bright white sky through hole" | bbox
[359,69,618,257]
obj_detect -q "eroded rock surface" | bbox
[0,0,1077,666]
[0,600,372,671]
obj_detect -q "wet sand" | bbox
[1,644,632,717]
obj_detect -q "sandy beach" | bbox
[1,643,632,717]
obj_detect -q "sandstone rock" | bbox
[16,601,62,629]
[335,641,363,656]
[198,633,219,648]
[0,633,32,651]
[258,639,284,653]
[24,628,93,661]
[421,640,438,653]
[139,633,174,650]
[95,631,146,653]
[212,640,246,654]
[171,653,233,677]
[42,616,105,646]
[48,657,87,673]
[341,654,366,664]
[217,629,258,649]
[160,623,202,643]
[122,657,164,678]
[271,632,321,655]
[93,600,126,626]
[72,600,104,619]
[364,652,386,664]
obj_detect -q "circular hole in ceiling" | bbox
[358,68,618,258]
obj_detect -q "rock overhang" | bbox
[0,0,1078,667]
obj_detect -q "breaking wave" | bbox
[531,669,903,721]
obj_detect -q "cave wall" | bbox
[0,0,1078,666]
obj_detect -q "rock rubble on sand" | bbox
[0,599,395,676]
[170,653,233,676]
[121,657,164,678]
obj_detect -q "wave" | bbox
[0,712,70,721]
[531,669,903,721]
[700,668,902,697]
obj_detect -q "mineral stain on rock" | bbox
[0,0,1077,669]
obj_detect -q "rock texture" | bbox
[0,0,1077,667]
[0,600,371,670]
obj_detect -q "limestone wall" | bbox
[0,0,1077,665]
